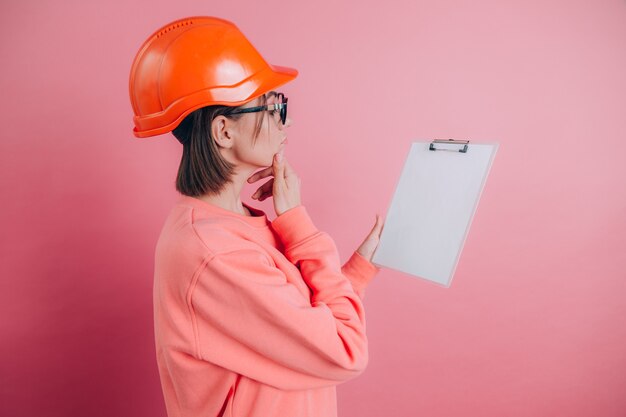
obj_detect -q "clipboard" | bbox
[372,139,499,287]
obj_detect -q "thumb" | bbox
[357,214,384,261]
[370,214,384,238]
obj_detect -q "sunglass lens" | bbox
[282,97,288,124]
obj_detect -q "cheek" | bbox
[232,117,279,167]
[233,139,274,167]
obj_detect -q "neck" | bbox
[198,165,257,216]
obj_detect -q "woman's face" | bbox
[230,91,292,169]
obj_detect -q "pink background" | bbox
[1,0,625,416]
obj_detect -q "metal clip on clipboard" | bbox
[429,139,470,153]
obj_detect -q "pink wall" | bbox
[1,0,624,416]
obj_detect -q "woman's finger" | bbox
[272,152,286,184]
[252,178,274,200]
[247,166,273,184]
[259,190,273,201]
[372,214,384,238]
[282,159,296,179]
[271,153,301,216]
[282,159,301,188]
[364,215,384,242]
[356,214,385,261]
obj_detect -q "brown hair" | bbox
[172,94,267,196]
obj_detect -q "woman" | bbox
[129,16,384,417]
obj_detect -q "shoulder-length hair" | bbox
[171,94,267,196]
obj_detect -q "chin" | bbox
[257,159,272,169]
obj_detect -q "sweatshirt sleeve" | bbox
[341,251,380,300]
[189,206,368,391]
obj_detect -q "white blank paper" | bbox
[372,141,498,286]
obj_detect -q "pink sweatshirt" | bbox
[153,196,379,417]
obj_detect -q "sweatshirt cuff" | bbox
[346,251,380,289]
[271,205,319,247]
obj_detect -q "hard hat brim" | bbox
[132,63,298,138]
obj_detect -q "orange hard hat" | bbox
[129,16,298,138]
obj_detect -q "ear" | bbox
[211,115,238,149]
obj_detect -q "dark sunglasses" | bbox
[229,92,288,125]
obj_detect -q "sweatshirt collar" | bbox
[179,195,270,228]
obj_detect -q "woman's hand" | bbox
[356,215,385,262]
[247,152,301,217]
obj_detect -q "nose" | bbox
[283,115,293,128]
